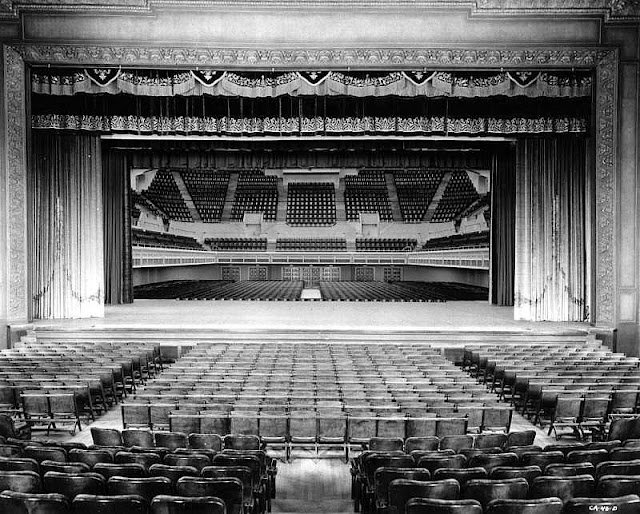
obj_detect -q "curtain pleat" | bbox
[102,150,133,304]
[125,147,490,170]
[29,132,104,319]
[514,137,587,321]
[490,144,516,306]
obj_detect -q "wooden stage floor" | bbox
[32,299,591,335]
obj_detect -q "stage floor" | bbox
[31,299,591,334]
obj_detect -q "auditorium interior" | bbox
[1,1,640,513]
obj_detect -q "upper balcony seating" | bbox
[132,228,204,251]
[431,171,480,223]
[231,170,278,222]
[286,183,336,226]
[205,238,267,252]
[423,231,490,250]
[143,170,192,222]
[276,238,347,252]
[131,190,164,219]
[180,169,230,223]
[345,170,393,222]
[356,238,417,252]
[394,169,444,223]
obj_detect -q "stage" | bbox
[27,300,594,353]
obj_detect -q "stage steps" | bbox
[220,172,239,222]
[385,172,402,222]
[25,327,595,363]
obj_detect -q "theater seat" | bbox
[461,478,528,508]
[72,494,148,514]
[150,494,226,514]
[405,497,482,514]
[485,497,563,514]
[0,490,69,514]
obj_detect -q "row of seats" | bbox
[286,182,336,226]
[231,171,278,221]
[182,280,303,301]
[431,171,480,223]
[0,434,274,514]
[423,231,490,250]
[142,170,192,222]
[134,280,233,300]
[132,228,204,251]
[463,344,640,441]
[180,168,230,223]
[135,280,488,302]
[345,170,393,221]
[354,434,640,513]
[118,342,515,458]
[204,238,268,251]
[275,238,347,251]
[355,238,417,252]
[394,169,444,223]
[0,341,163,436]
[318,282,449,302]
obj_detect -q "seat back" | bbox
[389,478,460,513]
[405,497,482,514]
[485,497,563,514]
[43,471,105,500]
[529,474,595,503]
[0,490,69,514]
[0,469,42,494]
[93,462,148,480]
[107,476,172,502]
[150,494,226,514]
[461,478,529,508]
[91,428,123,447]
[72,493,148,514]
[176,476,243,514]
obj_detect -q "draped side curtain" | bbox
[514,137,587,321]
[30,132,104,319]
[490,144,516,306]
[103,151,133,305]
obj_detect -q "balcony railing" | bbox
[132,246,490,270]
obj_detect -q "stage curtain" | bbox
[514,137,587,321]
[125,146,491,170]
[103,151,133,305]
[29,132,104,319]
[490,144,515,306]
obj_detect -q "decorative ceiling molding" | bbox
[16,44,612,69]
[0,1,638,21]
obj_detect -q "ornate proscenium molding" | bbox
[17,45,612,69]
[5,42,619,325]
[0,1,639,21]
[3,45,28,321]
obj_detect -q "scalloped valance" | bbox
[32,68,592,99]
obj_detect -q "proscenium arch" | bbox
[2,43,618,326]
